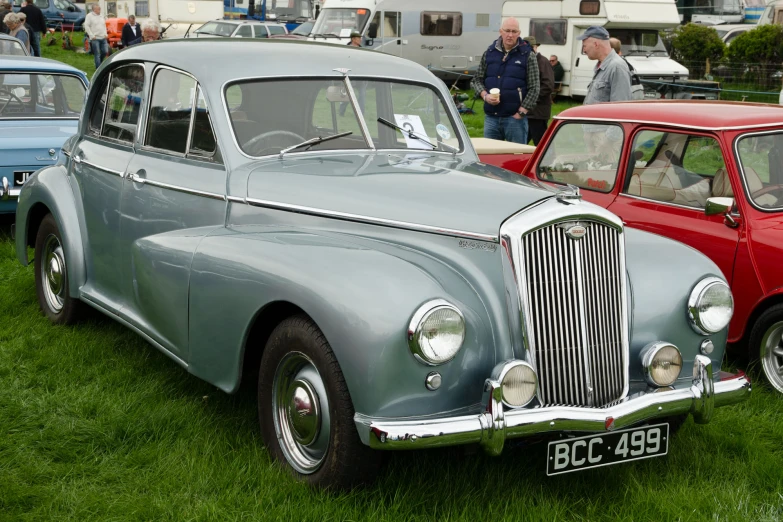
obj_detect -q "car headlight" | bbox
[491,360,538,407]
[641,342,683,387]
[688,277,733,335]
[407,299,465,365]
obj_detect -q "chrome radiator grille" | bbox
[522,221,626,407]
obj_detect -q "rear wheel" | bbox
[750,305,783,394]
[258,315,381,489]
[34,214,84,324]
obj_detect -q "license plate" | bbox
[547,423,669,476]
[13,171,35,186]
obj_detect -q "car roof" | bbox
[556,101,783,131]
[105,39,438,88]
[0,55,87,77]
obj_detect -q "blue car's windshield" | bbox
[0,73,86,118]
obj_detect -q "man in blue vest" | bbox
[471,18,540,144]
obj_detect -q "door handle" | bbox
[575,58,580,67]
[129,170,147,183]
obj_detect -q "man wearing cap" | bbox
[471,17,540,145]
[578,26,631,105]
[347,30,362,47]
[522,36,554,146]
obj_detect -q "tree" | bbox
[727,24,783,67]
[670,23,726,79]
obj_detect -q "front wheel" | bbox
[258,315,381,489]
[751,305,783,394]
[34,214,84,324]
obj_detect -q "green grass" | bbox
[460,94,581,138]
[1,223,783,521]
[40,31,96,78]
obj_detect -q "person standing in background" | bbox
[84,4,109,70]
[471,17,540,145]
[523,36,554,146]
[121,14,142,47]
[20,0,45,56]
[579,26,631,105]
[0,3,10,34]
[550,55,564,101]
[4,13,29,53]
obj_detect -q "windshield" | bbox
[0,73,86,118]
[311,8,371,37]
[611,29,668,56]
[267,0,312,19]
[715,29,729,38]
[225,78,461,157]
[736,132,783,211]
[195,21,236,37]
[292,21,313,36]
[0,38,27,56]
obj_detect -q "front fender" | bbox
[187,226,500,418]
[15,164,86,296]
[624,227,728,380]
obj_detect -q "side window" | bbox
[420,12,462,36]
[88,77,109,135]
[268,25,286,35]
[189,86,217,158]
[102,65,144,143]
[34,0,48,7]
[254,25,269,38]
[623,130,723,208]
[384,12,400,38]
[145,68,196,155]
[536,122,623,193]
[530,19,567,45]
[53,0,69,9]
[235,25,253,38]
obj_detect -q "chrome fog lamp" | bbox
[688,277,733,335]
[407,299,465,365]
[491,361,538,407]
[641,342,683,387]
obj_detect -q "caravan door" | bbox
[369,10,403,57]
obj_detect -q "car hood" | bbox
[243,152,557,238]
[0,120,78,167]
[624,56,689,77]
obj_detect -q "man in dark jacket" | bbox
[20,0,45,56]
[523,36,554,146]
[121,15,141,47]
[471,18,540,144]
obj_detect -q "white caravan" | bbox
[95,0,224,38]
[503,0,688,98]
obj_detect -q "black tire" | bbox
[33,213,84,325]
[258,315,382,489]
[749,304,783,394]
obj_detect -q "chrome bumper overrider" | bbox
[362,356,750,455]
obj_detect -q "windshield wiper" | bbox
[279,131,352,158]
[310,33,340,39]
[377,117,457,154]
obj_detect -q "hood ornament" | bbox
[556,184,581,204]
[333,68,351,76]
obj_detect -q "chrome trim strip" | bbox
[227,195,246,204]
[129,175,226,201]
[361,360,750,453]
[245,197,499,242]
[554,115,783,132]
[733,129,783,212]
[81,158,125,178]
[344,76,375,150]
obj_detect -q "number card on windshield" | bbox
[394,114,432,150]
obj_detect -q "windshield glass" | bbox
[292,21,313,36]
[611,29,668,56]
[736,132,783,210]
[225,78,461,157]
[715,29,729,38]
[195,21,236,36]
[0,38,27,56]
[0,73,86,118]
[311,8,371,37]
[267,0,312,19]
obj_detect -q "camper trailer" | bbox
[96,0,224,37]
[311,0,689,99]
[758,0,783,24]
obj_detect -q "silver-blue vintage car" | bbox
[15,39,750,488]
[0,56,88,214]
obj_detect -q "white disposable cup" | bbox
[489,88,500,102]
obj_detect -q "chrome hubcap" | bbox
[761,321,783,393]
[273,352,330,474]
[41,234,66,313]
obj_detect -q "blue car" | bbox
[12,0,85,30]
[0,56,88,214]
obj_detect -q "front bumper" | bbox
[360,355,750,455]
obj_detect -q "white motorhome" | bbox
[96,0,224,37]
[503,0,688,98]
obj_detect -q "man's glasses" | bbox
[501,29,520,34]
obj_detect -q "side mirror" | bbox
[705,197,734,216]
[367,23,378,39]
[68,5,76,11]
[1,176,8,200]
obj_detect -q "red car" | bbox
[484,101,783,392]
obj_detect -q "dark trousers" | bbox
[528,118,549,146]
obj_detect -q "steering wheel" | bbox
[752,184,783,200]
[243,130,305,157]
[0,88,25,114]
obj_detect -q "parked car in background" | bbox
[509,100,783,393]
[12,0,85,30]
[191,19,288,38]
[714,24,751,45]
[270,20,312,39]
[472,137,534,173]
[14,40,749,488]
[0,33,29,56]
[0,56,88,214]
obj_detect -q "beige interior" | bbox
[471,137,536,155]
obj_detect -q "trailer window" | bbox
[529,19,566,45]
[420,12,462,36]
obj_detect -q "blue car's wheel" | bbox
[34,214,84,324]
[258,315,382,489]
